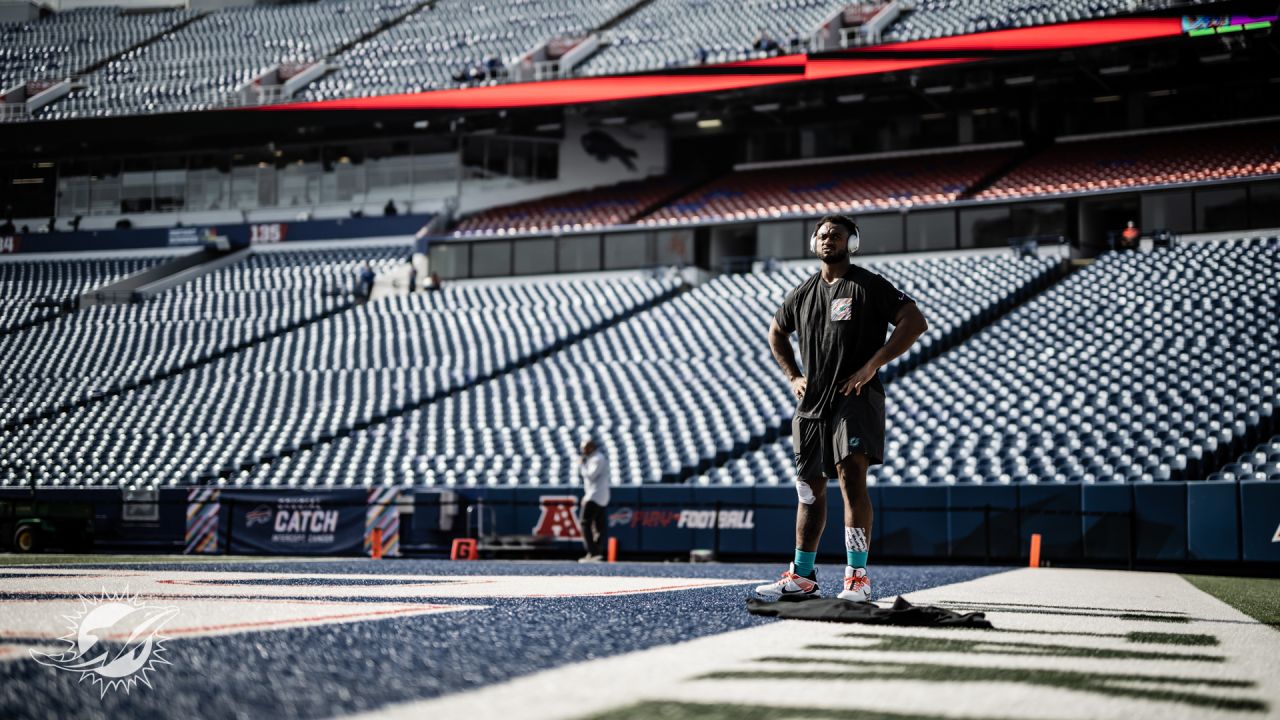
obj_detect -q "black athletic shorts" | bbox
[792,386,886,480]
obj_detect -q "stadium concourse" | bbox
[0,556,1277,720]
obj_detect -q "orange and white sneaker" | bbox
[754,563,819,600]
[838,566,871,602]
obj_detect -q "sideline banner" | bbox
[220,490,366,555]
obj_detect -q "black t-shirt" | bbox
[774,264,913,419]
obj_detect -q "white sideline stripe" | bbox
[1,598,480,641]
[0,568,754,600]
[0,644,58,663]
[338,568,1280,720]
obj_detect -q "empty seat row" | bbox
[452,176,685,236]
[0,245,407,426]
[0,255,163,332]
[977,123,1280,201]
[639,149,1012,225]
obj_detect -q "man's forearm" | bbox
[769,327,802,380]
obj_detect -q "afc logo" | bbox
[532,496,583,540]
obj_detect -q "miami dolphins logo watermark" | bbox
[30,588,178,697]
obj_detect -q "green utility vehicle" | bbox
[0,499,94,552]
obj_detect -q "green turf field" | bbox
[1183,574,1280,629]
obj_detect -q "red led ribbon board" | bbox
[262,18,1183,112]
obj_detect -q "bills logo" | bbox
[830,298,852,321]
[245,505,273,527]
[607,508,633,527]
[532,496,583,540]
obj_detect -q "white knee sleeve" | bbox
[796,480,816,505]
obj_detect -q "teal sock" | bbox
[847,551,868,568]
[793,549,817,577]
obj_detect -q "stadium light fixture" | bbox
[601,116,627,125]
[1099,64,1130,75]
[1092,95,1121,103]
[1004,75,1035,86]
[752,102,780,112]
[536,122,562,131]
[836,93,864,104]
[923,85,952,95]
[696,118,722,129]
[413,120,429,129]
[671,111,698,122]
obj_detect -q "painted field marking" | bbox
[342,568,1280,720]
[0,568,752,600]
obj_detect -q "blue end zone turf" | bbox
[0,560,1005,719]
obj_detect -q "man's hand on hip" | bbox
[839,364,878,396]
[789,376,807,399]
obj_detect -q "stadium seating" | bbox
[712,237,1279,486]
[976,124,1280,201]
[1212,436,1280,482]
[880,0,1172,42]
[575,0,840,77]
[0,255,163,332]
[4,237,1273,492]
[0,246,406,428]
[300,0,637,102]
[0,7,191,90]
[639,149,1012,225]
[2,0,1209,117]
[35,0,415,119]
[452,177,684,236]
[0,271,676,488]
[242,252,1056,489]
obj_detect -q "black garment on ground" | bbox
[746,595,992,628]
[580,500,607,557]
[774,264,912,420]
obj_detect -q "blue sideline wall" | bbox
[3,481,1276,564]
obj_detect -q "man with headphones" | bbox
[758,214,929,602]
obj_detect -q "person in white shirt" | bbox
[577,438,611,562]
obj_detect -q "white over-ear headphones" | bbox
[810,220,860,255]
